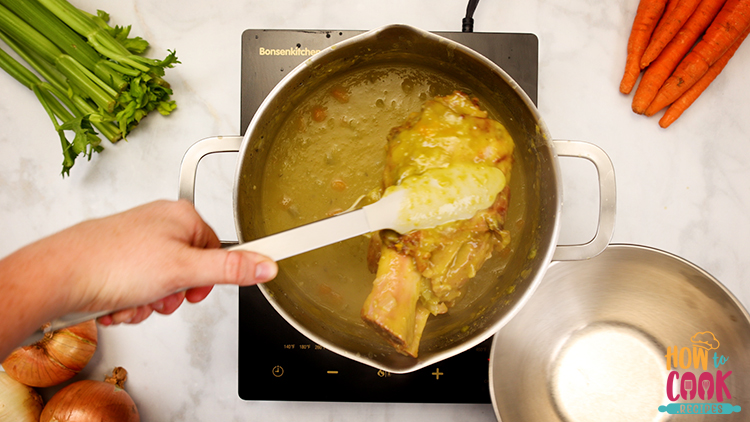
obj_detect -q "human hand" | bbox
[50,199,278,325]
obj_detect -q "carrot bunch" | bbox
[620,0,750,128]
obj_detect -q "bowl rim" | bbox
[489,242,750,421]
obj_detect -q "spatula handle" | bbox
[229,209,371,261]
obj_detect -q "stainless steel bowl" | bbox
[490,244,750,422]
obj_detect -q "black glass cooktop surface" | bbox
[238,29,538,403]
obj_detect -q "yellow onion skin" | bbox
[2,320,97,387]
[0,371,44,421]
[41,367,140,422]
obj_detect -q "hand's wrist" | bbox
[0,235,78,356]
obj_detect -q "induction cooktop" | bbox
[238,29,538,403]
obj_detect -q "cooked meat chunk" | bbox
[361,91,515,357]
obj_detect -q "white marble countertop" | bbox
[2,0,749,420]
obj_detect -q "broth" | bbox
[259,63,529,328]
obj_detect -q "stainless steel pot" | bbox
[179,24,616,373]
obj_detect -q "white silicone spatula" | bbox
[229,163,507,260]
[23,164,506,345]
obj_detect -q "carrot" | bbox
[651,0,682,37]
[659,23,750,127]
[620,0,670,94]
[632,0,727,113]
[647,0,683,52]
[645,0,750,115]
[662,0,682,23]
[651,0,682,39]
[640,0,704,68]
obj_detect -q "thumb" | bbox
[182,248,278,289]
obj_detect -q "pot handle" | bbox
[178,135,244,248]
[551,140,616,261]
[178,135,244,204]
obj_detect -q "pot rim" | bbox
[233,23,565,373]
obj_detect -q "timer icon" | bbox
[272,365,284,377]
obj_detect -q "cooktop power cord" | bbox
[462,0,480,32]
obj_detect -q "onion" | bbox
[2,320,98,387]
[41,366,140,422]
[0,371,44,421]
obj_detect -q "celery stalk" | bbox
[0,47,102,175]
[0,0,178,176]
[0,4,117,111]
[82,9,149,55]
[38,0,152,72]
[34,0,180,135]
[0,42,38,88]
[0,0,126,89]
[0,29,121,143]
[0,3,60,64]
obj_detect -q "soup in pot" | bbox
[257,63,530,349]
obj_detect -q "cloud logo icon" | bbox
[691,331,720,350]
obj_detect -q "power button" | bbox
[272,365,284,377]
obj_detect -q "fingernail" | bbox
[254,260,277,281]
[97,315,112,326]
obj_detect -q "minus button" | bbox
[326,370,339,374]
